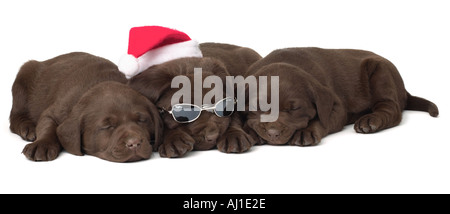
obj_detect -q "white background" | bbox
[0,0,448,193]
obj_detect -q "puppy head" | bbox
[129,57,231,150]
[245,63,338,145]
[56,81,163,162]
[158,87,232,150]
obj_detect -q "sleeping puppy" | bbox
[199,42,262,76]
[9,52,163,162]
[199,42,262,152]
[245,48,439,146]
[128,56,256,158]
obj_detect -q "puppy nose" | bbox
[125,137,142,149]
[205,132,219,143]
[267,129,280,139]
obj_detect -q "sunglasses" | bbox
[161,97,236,123]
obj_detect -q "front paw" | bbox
[158,133,194,158]
[289,128,322,147]
[22,140,61,161]
[217,129,255,153]
[12,121,36,142]
[354,114,382,133]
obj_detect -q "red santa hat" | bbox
[118,26,203,79]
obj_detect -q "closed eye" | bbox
[135,112,150,124]
[138,117,148,123]
[99,117,117,131]
[281,106,301,112]
[100,125,115,131]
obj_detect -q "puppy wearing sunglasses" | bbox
[199,43,263,152]
[129,53,259,158]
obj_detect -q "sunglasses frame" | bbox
[162,97,237,123]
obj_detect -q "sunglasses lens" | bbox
[172,104,201,122]
[215,98,235,117]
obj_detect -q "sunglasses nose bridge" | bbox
[202,105,216,112]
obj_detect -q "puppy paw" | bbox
[289,128,321,146]
[13,121,36,142]
[217,129,255,153]
[158,134,194,158]
[22,140,61,161]
[354,114,382,134]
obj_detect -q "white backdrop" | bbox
[0,0,448,193]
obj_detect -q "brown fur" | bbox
[244,47,439,146]
[9,52,163,162]
[200,43,263,153]
[128,57,245,157]
[128,43,262,157]
[199,42,262,76]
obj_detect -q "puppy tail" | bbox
[405,92,439,117]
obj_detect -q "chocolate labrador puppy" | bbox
[128,46,261,158]
[9,52,162,162]
[200,42,262,152]
[244,47,439,146]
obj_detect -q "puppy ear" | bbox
[146,101,164,151]
[56,106,84,156]
[311,82,344,129]
[207,58,230,77]
[128,66,172,103]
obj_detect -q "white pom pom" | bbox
[118,54,139,79]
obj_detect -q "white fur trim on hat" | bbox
[118,40,203,79]
[118,54,140,79]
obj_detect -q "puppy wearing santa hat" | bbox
[123,26,259,157]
